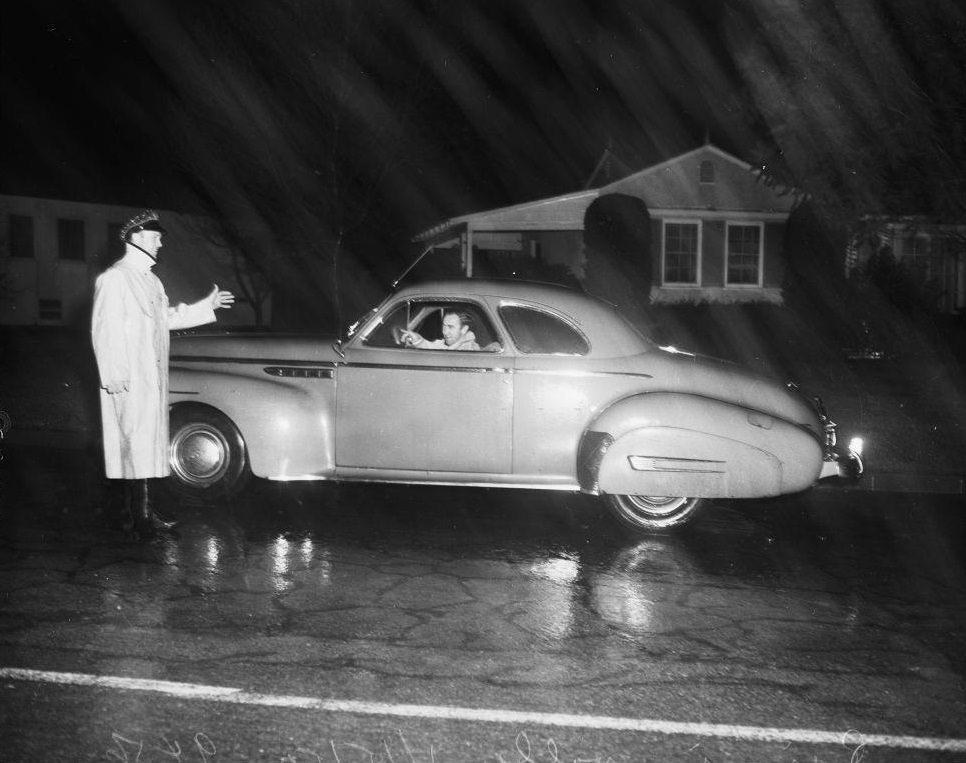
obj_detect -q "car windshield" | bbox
[344,307,379,340]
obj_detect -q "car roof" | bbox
[393,276,589,305]
[387,278,652,357]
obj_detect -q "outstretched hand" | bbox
[209,284,236,310]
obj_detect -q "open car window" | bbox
[361,299,503,352]
[499,304,589,355]
[361,302,409,347]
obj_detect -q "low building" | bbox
[846,218,966,314]
[0,194,268,327]
[414,142,801,305]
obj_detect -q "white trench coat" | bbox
[91,256,215,479]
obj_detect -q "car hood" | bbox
[170,332,343,364]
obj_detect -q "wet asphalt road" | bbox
[0,446,964,762]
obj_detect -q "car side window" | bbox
[362,300,503,352]
[499,305,589,355]
[411,301,502,351]
[362,303,410,348]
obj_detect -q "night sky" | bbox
[2,2,737,212]
[3,0,965,321]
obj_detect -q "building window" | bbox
[903,234,943,284]
[58,218,85,260]
[663,221,700,285]
[699,160,715,184]
[473,231,532,278]
[107,222,125,262]
[901,234,929,262]
[726,223,763,286]
[9,215,35,258]
[38,299,62,321]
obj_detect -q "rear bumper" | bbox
[807,391,865,482]
[819,443,865,480]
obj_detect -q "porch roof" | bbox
[414,189,599,243]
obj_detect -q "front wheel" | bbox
[168,405,251,498]
[604,494,705,532]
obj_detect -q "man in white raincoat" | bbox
[91,209,235,537]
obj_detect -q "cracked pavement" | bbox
[1,446,964,761]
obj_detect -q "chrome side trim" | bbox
[627,455,725,473]
[342,362,511,374]
[283,474,580,491]
[514,368,653,380]
[169,356,645,379]
[171,355,338,368]
[263,367,334,379]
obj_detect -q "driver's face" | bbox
[441,313,466,346]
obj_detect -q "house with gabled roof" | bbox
[414,142,802,305]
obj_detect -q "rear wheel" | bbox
[604,494,704,532]
[168,405,250,498]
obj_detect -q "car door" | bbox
[335,298,513,475]
[498,302,601,482]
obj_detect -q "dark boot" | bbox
[120,480,135,532]
[147,480,180,531]
[134,479,178,536]
[105,480,135,532]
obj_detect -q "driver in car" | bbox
[402,310,480,351]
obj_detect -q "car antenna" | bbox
[391,243,433,289]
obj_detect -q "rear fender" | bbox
[581,393,823,498]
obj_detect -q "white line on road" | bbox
[3,667,965,753]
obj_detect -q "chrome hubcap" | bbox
[170,425,229,486]
[624,495,688,517]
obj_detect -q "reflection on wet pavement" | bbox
[1,446,964,738]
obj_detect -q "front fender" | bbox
[169,365,335,480]
[579,392,824,499]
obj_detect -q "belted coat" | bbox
[91,254,216,479]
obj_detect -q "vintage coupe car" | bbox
[167,279,863,531]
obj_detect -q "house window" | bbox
[473,231,531,279]
[901,235,930,263]
[474,231,523,255]
[58,219,85,260]
[699,160,715,184]
[107,222,125,262]
[38,299,62,321]
[902,234,932,268]
[663,221,700,285]
[9,215,34,258]
[726,223,763,286]
[903,234,944,283]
